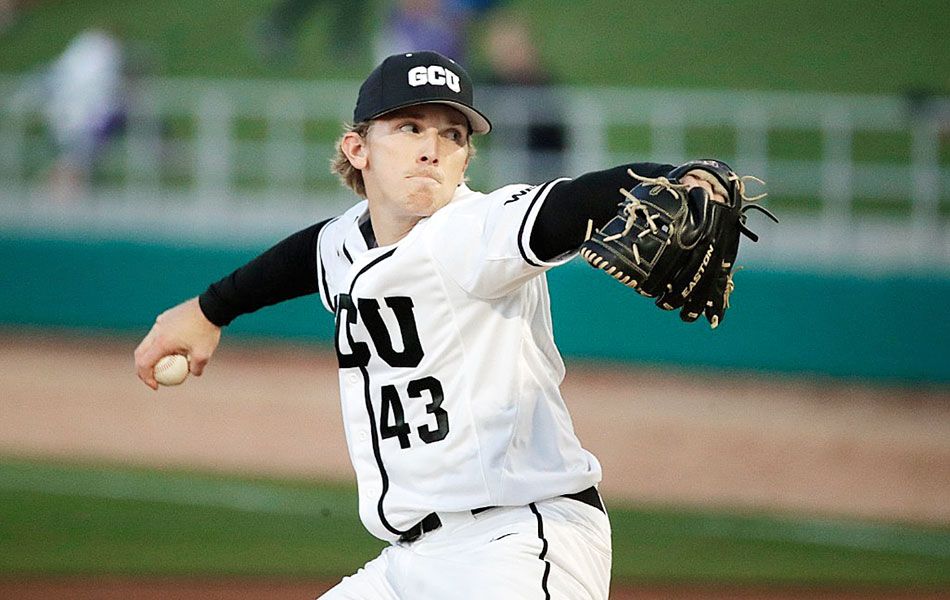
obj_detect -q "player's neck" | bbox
[365,205,420,247]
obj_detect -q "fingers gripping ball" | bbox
[154,354,190,386]
[579,160,777,328]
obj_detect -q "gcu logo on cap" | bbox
[407,65,461,93]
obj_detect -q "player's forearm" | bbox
[198,220,328,326]
[530,162,674,261]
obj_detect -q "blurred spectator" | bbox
[43,27,127,201]
[254,0,370,65]
[374,0,502,65]
[479,15,566,183]
[375,0,466,63]
[253,0,506,73]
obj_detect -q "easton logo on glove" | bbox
[682,243,715,299]
[579,160,778,329]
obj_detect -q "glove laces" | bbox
[729,173,767,202]
[628,170,690,197]
[598,169,686,264]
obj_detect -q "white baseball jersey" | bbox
[316,181,602,543]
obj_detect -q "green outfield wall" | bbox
[2,235,947,384]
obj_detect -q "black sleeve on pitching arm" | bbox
[530,162,674,262]
[198,219,330,326]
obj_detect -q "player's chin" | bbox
[406,188,452,216]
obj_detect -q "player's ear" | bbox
[341,130,368,170]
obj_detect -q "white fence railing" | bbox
[1,75,948,270]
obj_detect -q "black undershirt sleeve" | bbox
[530,162,674,262]
[198,219,330,326]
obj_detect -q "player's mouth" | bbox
[406,170,442,183]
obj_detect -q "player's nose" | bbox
[417,128,440,164]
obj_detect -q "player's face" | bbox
[359,104,471,220]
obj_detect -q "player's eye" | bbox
[398,123,420,134]
[446,128,465,143]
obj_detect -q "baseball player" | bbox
[135,51,730,599]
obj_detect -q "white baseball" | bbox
[154,354,190,386]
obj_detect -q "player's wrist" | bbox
[197,290,232,327]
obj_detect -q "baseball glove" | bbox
[579,159,777,328]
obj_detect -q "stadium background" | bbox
[1,0,948,597]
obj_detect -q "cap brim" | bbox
[369,99,492,135]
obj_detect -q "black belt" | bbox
[398,486,604,544]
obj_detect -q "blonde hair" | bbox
[330,119,477,198]
[331,121,372,198]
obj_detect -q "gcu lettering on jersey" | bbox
[407,65,461,93]
[334,293,424,369]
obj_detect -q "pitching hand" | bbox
[134,297,222,390]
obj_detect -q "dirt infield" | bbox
[1,331,948,598]
[2,331,948,522]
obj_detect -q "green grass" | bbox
[1,457,948,587]
[0,458,383,577]
[607,125,652,155]
[683,126,737,160]
[1,0,948,96]
[762,195,823,216]
[522,1,950,95]
[852,130,913,164]
[768,128,824,161]
[611,506,950,586]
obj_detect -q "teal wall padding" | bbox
[2,235,947,383]
[548,266,949,383]
[0,236,334,341]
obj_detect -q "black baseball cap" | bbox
[353,51,492,134]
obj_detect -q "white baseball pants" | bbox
[320,494,611,600]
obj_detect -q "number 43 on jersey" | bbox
[335,294,450,448]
